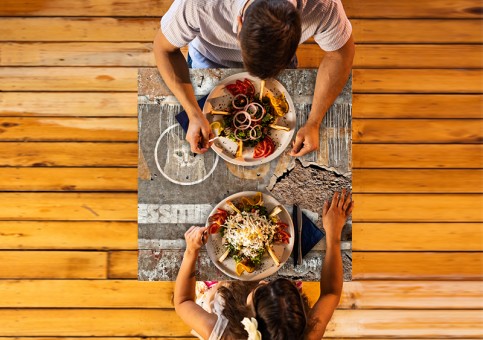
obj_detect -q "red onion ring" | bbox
[233,111,252,129]
[232,94,248,109]
[249,125,262,140]
[244,102,265,122]
[233,128,251,141]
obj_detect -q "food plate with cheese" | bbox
[205,191,294,281]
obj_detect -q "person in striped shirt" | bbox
[154,0,354,156]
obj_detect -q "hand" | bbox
[290,122,320,157]
[186,114,214,154]
[184,225,209,254]
[322,189,353,242]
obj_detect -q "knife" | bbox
[295,204,303,266]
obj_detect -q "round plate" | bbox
[202,72,295,166]
[205,191,294,281]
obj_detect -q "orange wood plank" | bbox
[0,168,137,191]
[352,19,482,43]
[0,67,137,91]
[353,252,482,280]
[0,42,155,67]
[298,44,483,69]
[0,221,137,249]
[0,0,172,16]
[352,94,483,119]
[353,119,483,143]
[0,309,190,337]
[0,92,137,117]
[353,69,483,93]
[352,169,483,193]
[353,223,482,251]
[0,0,481,18]
[0,193,137,221]
[352,194,482,222]
[0,118,137,141]
[0,17,160,42]
[108,250,137,279]
[344,0,483,18]
[0,309,479,337]
[353,144,482,169]
[0,251,107,279]
[0,142,137,167]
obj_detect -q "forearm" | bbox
[153,34,202,119]
[320,232,343,297]
[174,249,199,306]
[307,38,354,127]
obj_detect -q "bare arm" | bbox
[153,30,213,153]
[291,35,355,156]
[174,226,217,339]
[305,190,353,340]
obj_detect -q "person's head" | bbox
[249,278,308,339]
[239,0,302,79]
[217,281,260,339]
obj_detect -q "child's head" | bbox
[251,278,308,339]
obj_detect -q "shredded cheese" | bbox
[223,211,277,261]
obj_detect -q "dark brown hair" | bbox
[253,278,309,339]
[217,281,258,339]
[240,0,302,79]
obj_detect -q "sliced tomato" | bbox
[253,139,268,158]
[208,223,221,234]
[278,230,291,239]
[216,208,228,218]
[243,79,255,96]
[262,136,275,158]
[265,136,275,157]
[264,141,274,157]
[225,84,240,96]
[274,230,291,243]
[276,221,289,230]
[235,80,248,93]
[208,213,226,226]
[253,136,276,159]
[226,79,256,97]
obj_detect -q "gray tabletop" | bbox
[138,68,352,281]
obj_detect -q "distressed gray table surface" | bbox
[138,68,352,281]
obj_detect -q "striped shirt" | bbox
[161,0,352,68]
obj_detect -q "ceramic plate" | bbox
[205,191,294,281]
[202,72,295,166]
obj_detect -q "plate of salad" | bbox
[202,72,295,166]
[205,191,294,281]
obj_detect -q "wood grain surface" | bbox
[0,0,481,338]
[1,0,482,18]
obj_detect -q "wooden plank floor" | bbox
[0,0,481,338]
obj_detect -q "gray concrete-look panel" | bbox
[138,68,352,281]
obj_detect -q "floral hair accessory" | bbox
[241,317,262,340]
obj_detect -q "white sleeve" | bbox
[160,0,200,48]
[313,0,352,51]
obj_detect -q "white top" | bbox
[192,282,229,340]
[161,0,352,68]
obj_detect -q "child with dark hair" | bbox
[174,190,353,339]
